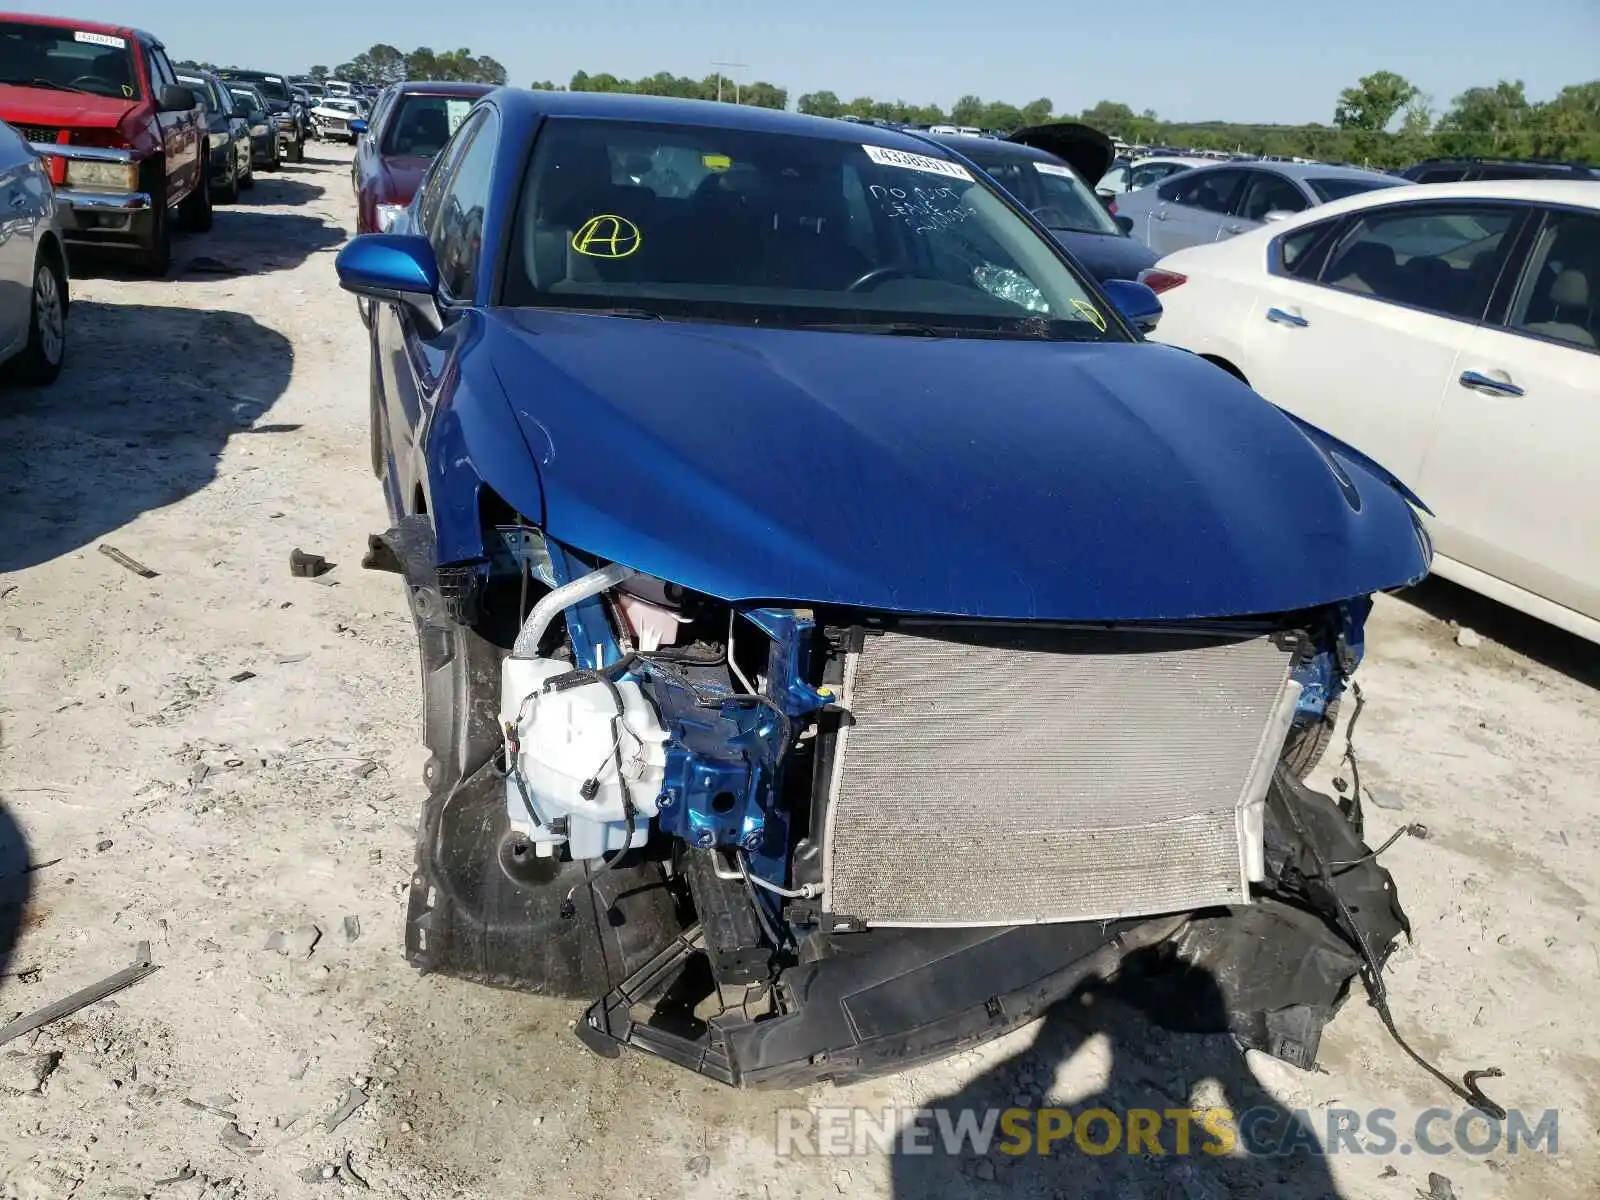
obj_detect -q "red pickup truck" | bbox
[0,13,209,274]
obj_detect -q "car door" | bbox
[1146,168,1247,255]
[1417,204,1600,627]
[0,122,35,352]
[145,45,195,203]
[1242,200,1526,491]
[378,108,495,511]
[1227,169,1310,242]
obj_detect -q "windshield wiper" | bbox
[796,321,954,337]
[0,77,96,94]
[531,305,662,320]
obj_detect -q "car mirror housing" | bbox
[336,234,442,335]
[159,85,198,113]
[1100,278,1163,335]
[1114,214,1134,234]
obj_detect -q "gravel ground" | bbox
[1,145,1597,1200]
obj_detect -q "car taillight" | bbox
[1138,268,1187,294]
[1107,198,1118,215]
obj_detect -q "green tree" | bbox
[950,94,985,126]
[309,65,329,82]
[1437,80,1532,155]
[1019,97,1053,126]
[1333,71,1420,132]
[797,90,843,117]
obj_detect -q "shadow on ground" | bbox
[237,175,326,207]
[1392,576,1599,689]
[0,798,30,983]
[0,301,293,574]
[891,953,1344,1199]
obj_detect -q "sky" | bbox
[43,0,1600,125]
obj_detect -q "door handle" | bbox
[1459,370,1524,396]
[9,193,26,209]
[1266,307,1308,327]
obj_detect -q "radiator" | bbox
[820,623,1302,927]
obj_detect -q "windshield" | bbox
[222,71,288,103]
[228,86,263,112]
[962,151,1122,235]
[382,94,475,158]
[505,119,1123,341]
[0,21,141,99]
[176,75,218,112]
[1309,176,1402,203]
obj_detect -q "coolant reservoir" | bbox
[501,657,668,860]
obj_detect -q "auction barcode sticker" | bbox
[862,145,972,182]
[1033,162,1076,178]
[74,31,126,48]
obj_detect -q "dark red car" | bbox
[0,12,208,274]
[351,80,494,236]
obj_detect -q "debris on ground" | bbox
[228,670,257,684]
[98,543,160,579]
[1419,1174,1459,1200]
[0,942,159,1048]
[1454,626,1483,649]
[323,1085,369,1133]
[289,549,332,579]
[342,916,361,942]
[182,1097,239,1120]
[0,1050,61,1093]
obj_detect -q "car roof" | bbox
[393,81,497,98]
[500,88,968,153]
[1182,159,1397,183]
[1129,155,1210,167]
[920,133,1059,165]
[0,12,146,40]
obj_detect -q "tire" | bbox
[1283,695,1341,779]
[289,136,304,164]
[11,247,66,386]
[133,189,173,276]
[179,168,213,233]
[216,158,239,205]
[239,158,254,190]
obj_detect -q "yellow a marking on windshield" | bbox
[571,214,643,259]
[1071,299,1107,332]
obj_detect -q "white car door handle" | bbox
[1265,307,1308,327]
[1459,369,1524,397]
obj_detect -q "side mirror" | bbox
[1263,210,1295,224]
[336,234,442,335]
[1114,214,1134,234]
[1101,279,1163,335]
[350,119,369,135]
[158,84,198,113]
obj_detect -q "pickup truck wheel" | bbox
[134,191,173,276]
[11,248,66,386]
[180,170,214,233]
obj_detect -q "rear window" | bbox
[222,71,289,102]
[1308,176,1404,203]
[0,21,142,99]
[381,95,477,158]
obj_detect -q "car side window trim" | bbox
[1275,199,1536,328]
[430,107,499,306]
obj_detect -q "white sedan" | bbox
[1145,179,1600,643]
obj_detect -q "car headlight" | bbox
[65,160,138,192]
[376,203,406,233]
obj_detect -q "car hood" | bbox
[0,85,136,129]
[1006,123,1116,188]
[1048,229,1159,283]
[481,311,1428,621]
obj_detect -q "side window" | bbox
[1137,163,1181,191]
[1238,172,1309,221]
[1506,208,1600,351]
[1275,217,1339,278]
[1414,167,1468,184]
[1166,169,1245,214]
[432,114,498,300]
[416,110,484,241]
[1321,204,1520,320]
[148,48,177,91]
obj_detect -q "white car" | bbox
[1097,155,1211,198]
[312,98,368,144]
[1146,179,1600,642]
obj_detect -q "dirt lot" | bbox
[1,145,1597,1200]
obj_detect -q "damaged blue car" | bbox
[337,90,1433,1089]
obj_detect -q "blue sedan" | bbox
[338,89,1430,1090]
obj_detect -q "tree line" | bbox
[531,67,1598,168]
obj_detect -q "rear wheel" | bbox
[288,135,304,164]
[11,248,66,386]
[239,156,254,190]
[216,158,239,205]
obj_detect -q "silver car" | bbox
[1113,160,1404,256]
[0,119,67,385]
